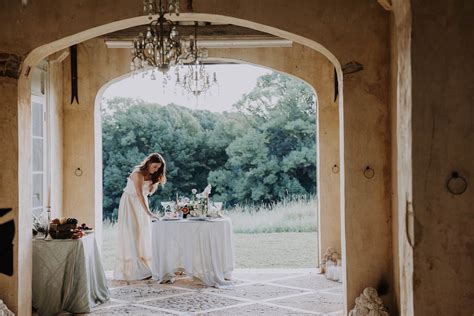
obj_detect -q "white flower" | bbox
[202,184,212,198]
[191,189,197,194]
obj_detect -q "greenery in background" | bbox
[102,73,317,220]
[225,196,317,233]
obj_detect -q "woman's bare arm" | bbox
[130,172,156,218]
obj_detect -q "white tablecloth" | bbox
[32,233,110,315]
[151,218,235,288]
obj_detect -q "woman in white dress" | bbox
[114,153,167,280]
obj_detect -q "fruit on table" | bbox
[66,217,78,225]
[51,217,78,225]
[80,223,93,230]
[71,228,85,239]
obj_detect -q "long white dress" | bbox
[113,177,153,280]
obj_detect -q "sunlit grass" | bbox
[225,196,318,234]
[101,196,318,271]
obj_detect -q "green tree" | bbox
[209,73,317,206]
[101,72,317,219]
[101,98,246,219]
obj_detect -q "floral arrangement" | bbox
[321,247,341,273]
[176,184,212,218]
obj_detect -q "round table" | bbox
[151,217,235,287]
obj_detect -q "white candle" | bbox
[47,186,51,208]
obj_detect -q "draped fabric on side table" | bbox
[151,218,235,288]
[32,233,110,315]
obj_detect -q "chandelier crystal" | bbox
[176,22,218,97]
[131,0,183,74]
[131,1,218,97]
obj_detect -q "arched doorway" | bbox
[96,60,324,258]
[16,7,395,315]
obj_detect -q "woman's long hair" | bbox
[134,153,167,186]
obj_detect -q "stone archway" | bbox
[91,45,341,270]
[93,51,341,265]
[2,2,398,314]
[16,16,347,314]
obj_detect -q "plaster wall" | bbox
[48,57,65,219]
[391,1,414,315]
[0,77,22,314]
[0,53,64,316]
[389,13,400,315]
[61,43,131,249]
[410,1,474,314]
[341,36,392,313]
[316,71,341,258]
[0,75,34,315]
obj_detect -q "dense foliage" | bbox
[102,73,317,220]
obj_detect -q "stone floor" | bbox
[89,269,343,315]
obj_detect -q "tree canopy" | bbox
[102,72,317,219]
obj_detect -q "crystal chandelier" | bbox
[176,22,218,97]
[131,0,182,74]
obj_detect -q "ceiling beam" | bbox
[104,24,274,41]
[105,38,292,49]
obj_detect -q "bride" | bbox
[113,153,167,280]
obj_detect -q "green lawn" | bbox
[233,232,318,268]
[101,222,318,271]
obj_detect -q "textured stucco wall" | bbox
[0,75,34,315]
[411,1,474,315]
[61,42,131,250]
[390,13,401,316]
[341,27,392,313]
[0,77,23,315]
[48,57,65,219]
[316,68,342,259]
[391,0,414,314]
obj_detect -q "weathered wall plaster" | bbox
[0,77,23,314]
[391,0,414,314]
[48,56,65,219]
[411,1,474,315]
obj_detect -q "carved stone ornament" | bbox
[0,53,22,79]
[0,299,14,316]
[349,287,389,316]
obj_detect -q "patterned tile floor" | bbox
[88,269,344,315]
